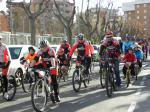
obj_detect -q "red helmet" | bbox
[105,31,113,38]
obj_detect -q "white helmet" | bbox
[39,40,49,48]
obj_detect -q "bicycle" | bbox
[30,68,56,112]
[134,59,142,80]
[57,66,69,82]
[20,59,37,93]
[104,57,116,97]
[0,62,16,101]
[99,60,106,88]
[72,59,90,92]
[124,62,132,88]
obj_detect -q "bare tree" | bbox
[121,19,144,38]
[79,0,102,39]
[53,0,76,44]
[7,0,50,45]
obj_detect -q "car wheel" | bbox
[15,69,23,87]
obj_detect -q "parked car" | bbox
[7,45,38,86]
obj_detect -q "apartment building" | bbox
[122,0,150,37]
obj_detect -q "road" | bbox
[0,58,150,112]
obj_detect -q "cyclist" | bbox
[99,31,121,87]
[57,48,69,71]
[0,35,10,99]
[20,46,37,64]
[30,40,60,103]
[134,44,143,69]
[122,47,137,78]
[68,33,91,75]
[122,35,135,54]
[59,40,71,55]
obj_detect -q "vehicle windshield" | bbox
[9,47,22,59]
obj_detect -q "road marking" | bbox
[140,81,145,86]
[128,101,136,112]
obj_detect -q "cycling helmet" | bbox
[78,33,84,40]
[28,46,35,52]
[39,40,49,48]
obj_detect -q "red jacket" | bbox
[0,44,10,76]
[88,44,94,55]
[59,43,71,54]
[123,53,137,62]
[69,41,91,57]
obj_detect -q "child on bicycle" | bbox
[134,45,143,69]
[20,46,37,64]
[122,47,137,78]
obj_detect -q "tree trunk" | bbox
[66,27,72,45]
[30,18,36,45]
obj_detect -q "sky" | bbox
[0,0,134,12]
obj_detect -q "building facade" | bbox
[122,0,150,37]
[0,11,9,32]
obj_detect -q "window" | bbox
[144,9,147,13]
[144,16,147,19]
[144,28,147,30]
[9,47,22,59]
[128,12,131,15]
[144,21,147,25]
[137,16,140,19]
[137,11,139,14]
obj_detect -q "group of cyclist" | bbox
[0,31,145,102]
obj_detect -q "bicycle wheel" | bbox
[3,75,16,101]
[72,70,81,92]
[22,72,33,93]
[31,78,48,112]
[99,67,106,88]
[15,69,23,87]
[83,72,90,88]
[105,69,113,97]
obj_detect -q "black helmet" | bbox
[28,46,35,52]
[78,33,84,40]
[39,40,49,48]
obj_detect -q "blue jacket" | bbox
[122,41,135,54]
[134,50,143,60]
